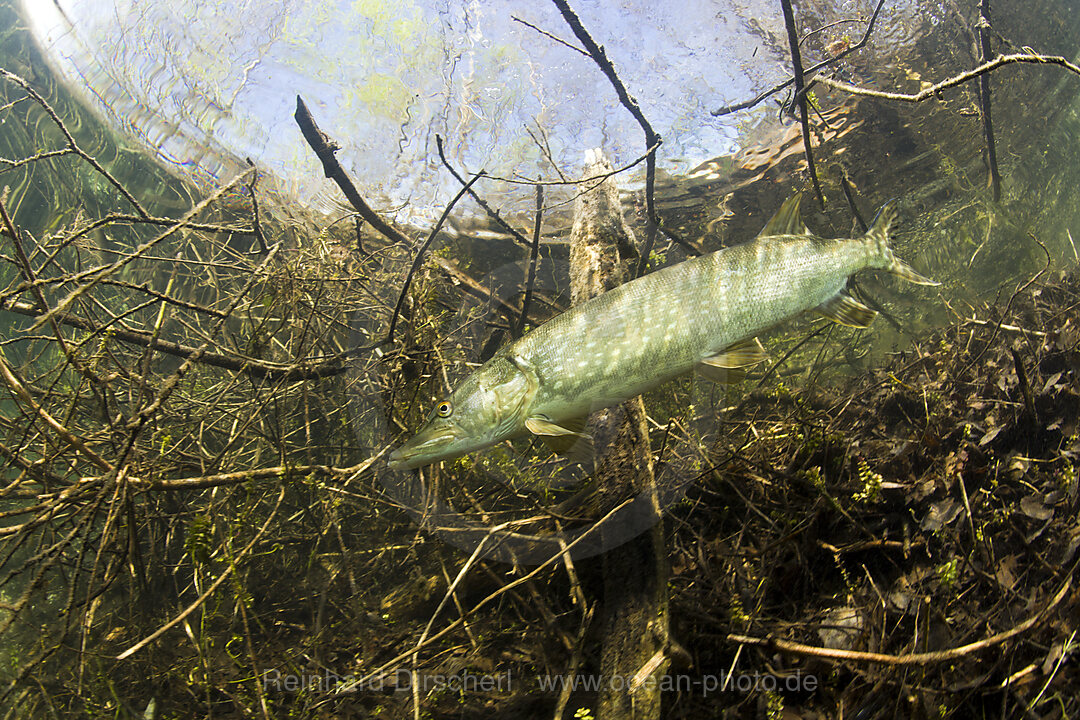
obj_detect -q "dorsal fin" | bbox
[759,194,811,237]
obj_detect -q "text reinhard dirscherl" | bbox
[261,668,817,696]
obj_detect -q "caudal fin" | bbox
[890,259,940,286]
[867,200,940,287]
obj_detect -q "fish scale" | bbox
[515,233,867,419]
[388,195,936,471]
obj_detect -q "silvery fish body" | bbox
[388,195,934,471]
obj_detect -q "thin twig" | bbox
[60,213,255,243]
[727,571,1072,665]
[547,0,667,277]
[840,170,868,232]
[779,0,824,208]
[548,0,657,154]
[712,0,888,116]
[524,122,570,182]
[115,488,285,659]
[1,299,347,382]
[128,456,381,492]
[27,169,256,333]
[957,231,1050,377]
[815,52,1080,102]
[0,353,112,472]
[516,183,543,337]
[431,255,552,325]
[325,498,636,703]
[800,18,868,45]
[511,15,589,57]
[386,170,486,344]
[0,189,110,392]
[554,528,591,720]
[245,158,270,253]
[976,0,1002,201]
[124,239,283,431]
[0,148,73,169]
[480,144,658,186]
[0,69,150,218]
[435,135,532,248]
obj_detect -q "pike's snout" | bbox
[387,426,460,471]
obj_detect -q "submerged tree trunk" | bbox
[568,149,669,720]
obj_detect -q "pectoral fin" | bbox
[543,433,595,458]
[697,364,746,385]
[527,416,591,456]
[816,293,877,328]
[526,416,588,438]
[702,337,769,369]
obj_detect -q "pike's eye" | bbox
[435,400,453,418]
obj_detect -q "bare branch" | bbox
[385,169,485,345]
[727,572,1072,666]
[548,0,669,277]
[1,299,348,382]
[0,69,150,218]
[815,52,1080,102]
[293,95,414,247]
[779,0,824,208]
[711,0,889,116]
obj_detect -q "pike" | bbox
[388,195,936,470]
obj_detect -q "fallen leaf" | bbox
[995,554,1018,591]
[1042,641,1065,676]
[920,498,962,531]
[1008,456,1030,480]
[817,607,863,651]
[1020,494,1054,521]
[1042,372,1063,393]
[979,426,1003,446]
[1057,526,1080,565]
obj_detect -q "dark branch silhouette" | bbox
[976,0,1002,201]
[712,0,888,116]
[780,0,825,208]
[294,95,414,247]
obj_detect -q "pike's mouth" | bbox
[387,428,460,471]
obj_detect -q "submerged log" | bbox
[568,148,669,720]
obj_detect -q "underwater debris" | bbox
[669,268,1080,716]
